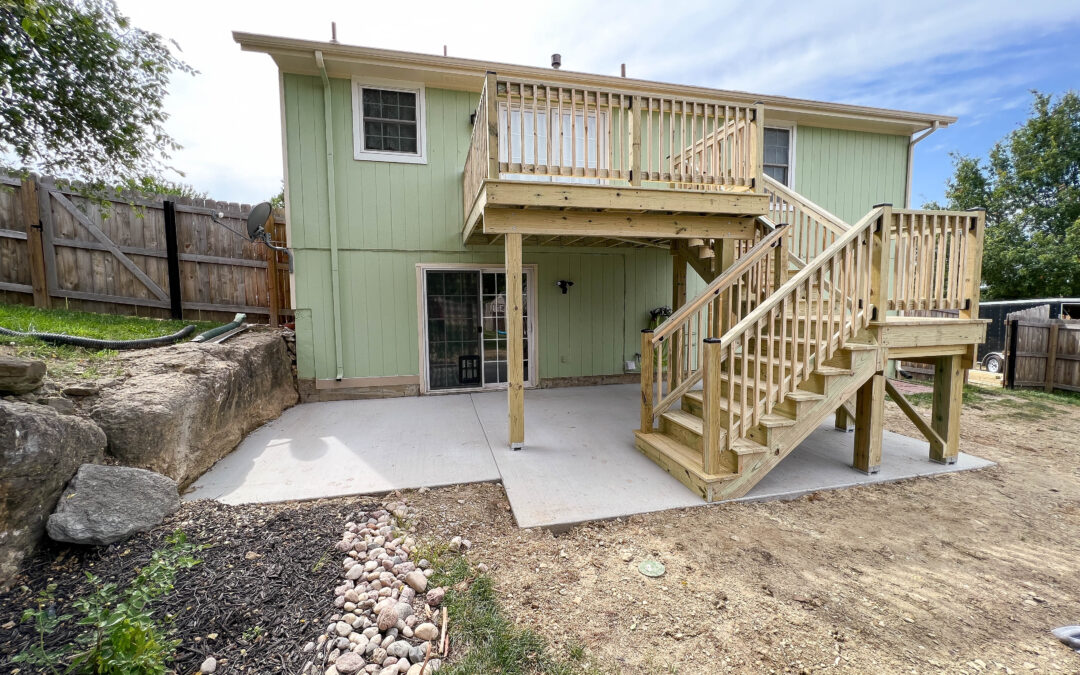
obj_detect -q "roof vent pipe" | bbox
[551,53,561,69]
[330,21,338,44]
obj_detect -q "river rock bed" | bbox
[307,501,450,675]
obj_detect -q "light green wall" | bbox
[282,71,911,382]
[794,126,909,225]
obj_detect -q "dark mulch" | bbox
[0,497,380,674]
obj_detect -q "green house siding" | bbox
[794,126,909,225]
[281,72,912,384]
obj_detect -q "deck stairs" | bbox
[635,184,892,502]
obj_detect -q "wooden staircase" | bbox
[636,195,893,502]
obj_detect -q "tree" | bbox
[938,91,1080,300]
[0,0,193,193]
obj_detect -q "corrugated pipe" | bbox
[316,49,345,381]
[0,324,195,350]
[192,313,246,343]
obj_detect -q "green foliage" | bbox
[0,0,194,193]
[132,176,207,200]
[269,182,285,210]
[940,91,1080,299]
[13,531,201,674]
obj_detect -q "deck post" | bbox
[671,242,687,384]
[640,329,654,432]
[485,72,500,180]
[701,338,724,473]
[751,102,765,190]
[960,208,985,368]
[629,95,643,186]
[868,204,893,323]
[853,372,884,473]
[834,400,854,431]
[930,353,963,464]
[505,232,525,449]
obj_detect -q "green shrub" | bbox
[13,531,201,674]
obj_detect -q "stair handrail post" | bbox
[772,223,788,292]
[868,203,893,323]
[751,101,765,191]
[484,72,500,181]
[961,207,986,321]
[701,338,725,473]
[640,329,655,431]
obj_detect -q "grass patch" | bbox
[902,381,1080,419]
[0,303,218,376]
[431,555,604,675]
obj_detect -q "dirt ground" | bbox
[405,387,1080,674]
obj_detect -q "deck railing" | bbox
[763,175,850,263]
[887,209,985,315]
[641,221,788,428]
[463,73,763,218]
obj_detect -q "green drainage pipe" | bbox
[192,313,246,343]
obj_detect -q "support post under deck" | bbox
[853,373,884,474]
[505,232,525,449]
[930,353,963,464]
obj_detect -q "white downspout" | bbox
[905,121,940,208]
[316,50,345,381]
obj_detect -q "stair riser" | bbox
[661,416,702,452]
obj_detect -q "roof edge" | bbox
[233,31,958,131]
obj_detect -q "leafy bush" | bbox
[13,531,201,674]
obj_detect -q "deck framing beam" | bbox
[483,207,756,240]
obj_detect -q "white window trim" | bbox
[351,77,427,164]
[764,123,796,187]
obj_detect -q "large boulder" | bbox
[0,400,106,587]
[0,356,46,394]
[88,330,297,488]
[47,464,180,545]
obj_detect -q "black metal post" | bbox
[163,200,183,320]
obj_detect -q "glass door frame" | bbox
[417,263,538,394]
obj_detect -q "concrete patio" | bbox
[186,384,993,529]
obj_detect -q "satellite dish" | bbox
[247,202,273,239]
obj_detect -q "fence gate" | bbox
[1004,317,1080,393]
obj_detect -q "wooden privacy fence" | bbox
[1004,317,1080,393]
[0,174,292,325]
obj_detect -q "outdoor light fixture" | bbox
[555,280,574,294]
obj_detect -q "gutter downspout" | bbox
[316,50,345,381]
[905,120,940,208]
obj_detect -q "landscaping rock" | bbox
[42,396,75,414]
[413,623,438,642]
[88,331,297,488]
[62,384,99,397]
[46,464,181,545]
[403,571,427,593]
[200,656,218,673]
[334,651,366,674]
[0,356,46,394]
[0,400,106,588]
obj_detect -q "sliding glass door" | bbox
[424,268,531,391]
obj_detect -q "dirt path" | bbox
[406,387,1080,673]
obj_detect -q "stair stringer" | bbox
[706,340,884,502]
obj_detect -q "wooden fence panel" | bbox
[1005,318,1080,393]
[0,174,292,323]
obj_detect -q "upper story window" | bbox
[763,127,792,185]
[352,79,427,164]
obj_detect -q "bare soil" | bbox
[405,388,1080,674]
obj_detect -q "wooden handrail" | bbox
[718,206,885,351]
[763,175,849,233]
[886,209,985,313]
[652,220,787,343]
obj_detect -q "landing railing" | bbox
[763,175,849,263]
[887,209,985,315]
[463,73,763,218]
[640,221,788,428]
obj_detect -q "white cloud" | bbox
[115,0,1080,203]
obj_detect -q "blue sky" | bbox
[117,0,1080,207]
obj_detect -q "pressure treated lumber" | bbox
[505,232,524,448]
[853,372,884,474]
[930,353,963,464]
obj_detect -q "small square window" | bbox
[763,127,791,186]
[353,80,426,164]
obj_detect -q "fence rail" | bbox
[0,174,291,324]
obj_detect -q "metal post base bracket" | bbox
[511,442,524,451]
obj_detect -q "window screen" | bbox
[361,88,418,154]
[763,127,791,185]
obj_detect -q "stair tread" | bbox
[634,432,738,482]
[731,438,769,455]
[815,365,854,376]
[784,389,824,401]
[760,412,797,428]
[661,408,703,434]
